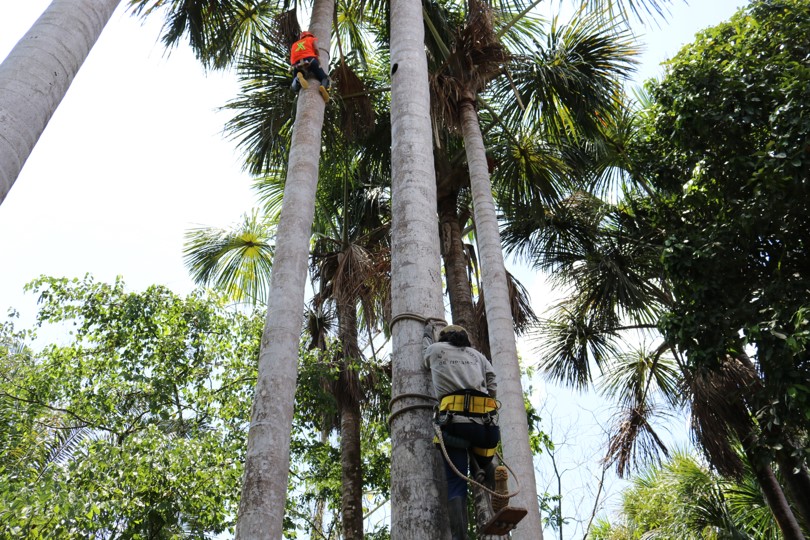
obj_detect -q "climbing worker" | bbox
[289,30,330,99]
[423,323,500,540]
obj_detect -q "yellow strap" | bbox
[472,446,496,457]
[439,395,497,414]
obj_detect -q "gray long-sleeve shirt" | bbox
[423,341,497,400]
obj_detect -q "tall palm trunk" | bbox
[744,445,805,540]
[0,0,121,205]
[337,299,365,540]
[234,1,333,537]
[776,448,810,527]
[460,99,543,538]
[389,0,447,536]
[438,192,479,346]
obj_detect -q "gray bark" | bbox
[234,2,333,537]
[389,0,448,536]
[460,100,543,539]
[0,0,122,205]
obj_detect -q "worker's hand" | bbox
[423,321,443,343]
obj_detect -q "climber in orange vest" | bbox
[290,31,330,98]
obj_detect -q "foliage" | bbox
[0,276,262,538]
[634,0,810,456]
[590,452,781,540]
[0,276,394,539]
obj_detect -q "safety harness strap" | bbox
[440,394,497,416]
[432,433,495,457]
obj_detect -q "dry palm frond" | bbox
[332,63,376,140]
[273,8,300,48]
[604,401,670,478]
[687,356,760,479]
[430,0,510,131]
[475,270,540,357]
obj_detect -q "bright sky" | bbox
[0,0,746,535]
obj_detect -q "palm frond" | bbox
[492,12,638,139]
[604,399,671,477]
[183,210,275,305]
[533,304,619,388]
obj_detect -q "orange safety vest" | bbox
[290,36,318,65]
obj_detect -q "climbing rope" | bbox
[389,311,446,329]
[388,393,437,425]
[433,423,522,500]
[386,312,446,425]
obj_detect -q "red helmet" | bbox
[299,31,314,39]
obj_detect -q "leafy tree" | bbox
[0,276,262,538]
[591,452,781,540]
[632,0,810,534]
[524,0,810,537]
[0,276,394,539]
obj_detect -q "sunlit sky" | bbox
[1,0,746,535]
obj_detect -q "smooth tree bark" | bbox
[460,98,543,539]
[234,2,333,537]
[389,0,448,536]
[0,0,122,205]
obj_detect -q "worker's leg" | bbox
[442,441,469,500]
[291,67,306,91]
[306,58,330,87]
[441,426,470,540]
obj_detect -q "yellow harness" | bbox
[439,394,497,415]
[434,393,498,457]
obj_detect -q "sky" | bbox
[0,0,747,536]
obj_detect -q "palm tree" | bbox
[592,451,783,540]
[232,1,334,536]
[421,3,641,535]
[0,0,122,205]
[388,0,449,536]
[186,36,393,534]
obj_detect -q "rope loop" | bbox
[390,312,446,329]
[388,393,437,425]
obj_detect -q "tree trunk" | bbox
[438,192,479,347]
[234,1,333,537]
[744,445,806,540]
[0,0,122,205]
[389,0,448,535]
[776,448,810,528]
[460,99,543,539]
[338,299,365,540]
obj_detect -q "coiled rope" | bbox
[387,312,446,424]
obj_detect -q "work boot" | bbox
[448,497,469,540]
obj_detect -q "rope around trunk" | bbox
[389,311,447,328]
[388,393,437,425]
